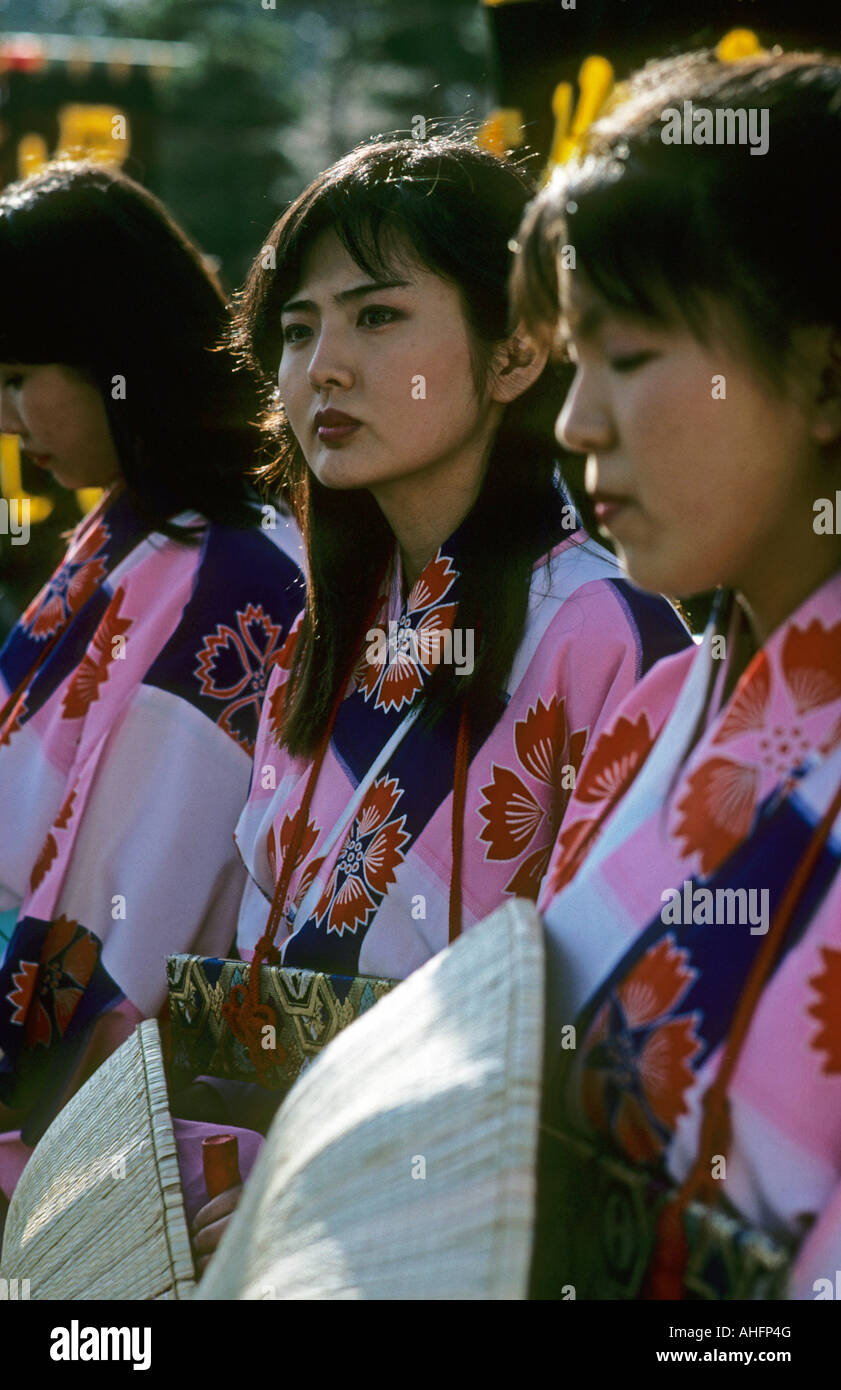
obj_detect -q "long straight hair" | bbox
[230,135,585,757]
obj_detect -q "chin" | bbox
[614,544,689,599]
[313,466,375,491]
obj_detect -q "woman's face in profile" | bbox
[0,363,121,491]
[554,274,839,632]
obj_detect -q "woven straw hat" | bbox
[197,897,545,1300]
[0,1019,195,1300]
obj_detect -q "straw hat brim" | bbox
[0,1019,195,1300]
[196,897,545,1301]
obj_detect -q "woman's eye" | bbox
[358,306,401,328]
[608,351,656,373]
[281,324,312,345]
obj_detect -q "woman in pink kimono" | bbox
[0,163,304,1204]
[187,135,690,1264]
[512,50,841,1298]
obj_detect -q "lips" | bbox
[314,408,361,446]
[591,493,635,527]
[21,448,52,469]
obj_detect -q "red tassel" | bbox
[221,985,285,1084]
[642,1197,689,1300]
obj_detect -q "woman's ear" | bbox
[489,324,550,405]
[808,327,841,447]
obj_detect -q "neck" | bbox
[737,539,841,647]
[370,430,498,592]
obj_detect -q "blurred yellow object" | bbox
[0,434,53,523]
[545,82,573,174]
[75,488,103,515]
[17,132,50,179]
[716,29,765,62]
[544,55,614,177]
[476,107,524,155]
[55,104,130,163]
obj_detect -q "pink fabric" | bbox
[0,486,303,1139]
[0,1130,30,1203]
[540,571,841,1296]
[235,526,689,979]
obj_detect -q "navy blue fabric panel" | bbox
[609,578,693,678]
[573,790,839,1075]
[143,524,304,753]
[0,913,122,1110]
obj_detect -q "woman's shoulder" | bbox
[529,528,692,674]
[192,504,305,575]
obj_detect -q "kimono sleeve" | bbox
[0,521,304,1117]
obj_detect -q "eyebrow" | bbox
[280,279,412,314]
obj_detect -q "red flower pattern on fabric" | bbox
[807,946,841,1075]
[5,916,99,1049]
[782,618,841,715]
[7,960,38,1026]
[27,787,77,894]
[195,603,284,755]
[21,520,110,641]
[312,775,410,935]
[61,585,133,721]
[478,696,588,900]
[0,695,27,748]
[672,616,841,878]
[546,711,656,896]
[266,611,303,744]
[29,834,58,892]
[355,552,459,714]
[713,653,771,744]
[673,757,760,878]
[580,935,703,1163]
[55,787,77,830]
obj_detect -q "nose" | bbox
[555,367,613,455]
[306,324,354,394]
[0,385,25,437]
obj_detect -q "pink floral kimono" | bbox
[538,569,841,1299]
[0,486,304,1185]
[235,503,690,978]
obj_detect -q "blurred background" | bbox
[0,0,837,633]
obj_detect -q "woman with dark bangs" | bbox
[186,134,690,1266]
[228,135,694,983]
[512,52,841,1298]
[0,162,304,1208]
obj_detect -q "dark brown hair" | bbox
[511,50,841,388]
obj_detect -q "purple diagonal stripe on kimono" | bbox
[0,487,305,1117]
[539,568,841,1296]
[236,499,691,980]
